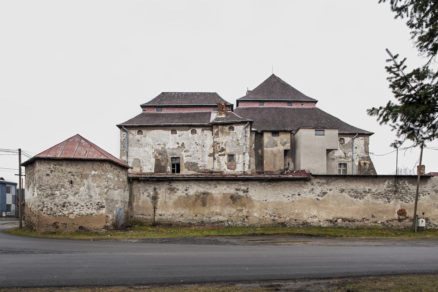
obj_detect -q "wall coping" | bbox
[128,173,433,181]
[128,173,311,181]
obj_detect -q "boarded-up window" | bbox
[171,157,180,173]
[338,163,347,175]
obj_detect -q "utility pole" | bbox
[394,145,399,195]
[18,148,23,229]
[351,133,358,175]
[412,143,424,232]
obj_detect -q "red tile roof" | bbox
[22,134,129,168]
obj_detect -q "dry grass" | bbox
[1,274,438,291]
[4,225,438,240]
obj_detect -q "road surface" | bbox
[1,224,438,287]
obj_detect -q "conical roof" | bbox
[22,134,129,168]
[237,74,317,103]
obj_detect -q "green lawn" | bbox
[4,224,438,240]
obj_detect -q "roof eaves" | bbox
[22,157,129,169]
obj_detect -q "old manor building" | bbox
[118,74,376,175]
[23,73,438,232]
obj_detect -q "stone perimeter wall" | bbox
[130,176,438,228]
[25,160,129,232]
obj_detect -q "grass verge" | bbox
[3,225,438,240]
[1,274,438,291]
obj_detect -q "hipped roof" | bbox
[237,74,317,103]
[22,134,129,168]
[118,111,251,127]
[234,107,372,135]
[141,92,232,107]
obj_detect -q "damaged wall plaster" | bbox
[130,176,438,228]
[25,160,129,232]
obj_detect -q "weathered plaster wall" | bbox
[212,124,251,173]
[24,160,128,232]
[327,135,376,175]
[263,131,292,173]
[237,102,316,108]
[121,127,214,174]
[294,129,338,174]
[131,176,438,228]
[142,106,232,112]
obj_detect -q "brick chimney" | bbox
[217,103,226,116]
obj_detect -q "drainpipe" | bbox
[121,126,129,163]
[351,133,358,175]
[242,122,250,174]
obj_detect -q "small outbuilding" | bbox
[0,179,17,217]
[22,134,129,232]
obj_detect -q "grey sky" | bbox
[1,0,436,182]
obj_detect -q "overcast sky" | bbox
[1,0,437,182]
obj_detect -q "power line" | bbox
[0,148,32,158]
[0,167,19,170]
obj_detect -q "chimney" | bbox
[217,103,226,116]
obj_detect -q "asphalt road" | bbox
[1,225,438,288]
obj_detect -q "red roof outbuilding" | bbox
[22,134,129,168]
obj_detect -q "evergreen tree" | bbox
[368,0,437,231]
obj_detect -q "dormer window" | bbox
[156,107,162,112]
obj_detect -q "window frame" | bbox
[271,131,280,137]
[338,163,347,175]
[227,154,235,163]
[315,129,325,136]
[171,157,181,174]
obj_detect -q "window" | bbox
[137,130,143,135]
[338,163,347,175]
[171,157,180,173]
[228,126,234,131]
[339,137,345,145]
[156,107,162,112]
[272,131,279,137]
[191,129,197,135]
[227,154,235,163]
[259,102,264,106]
[171,129,177,135]
[287,102,292,106]
[213,106,218,112]
[315,129,325,136]
[6,204,11,212]
[6,186,11,194]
